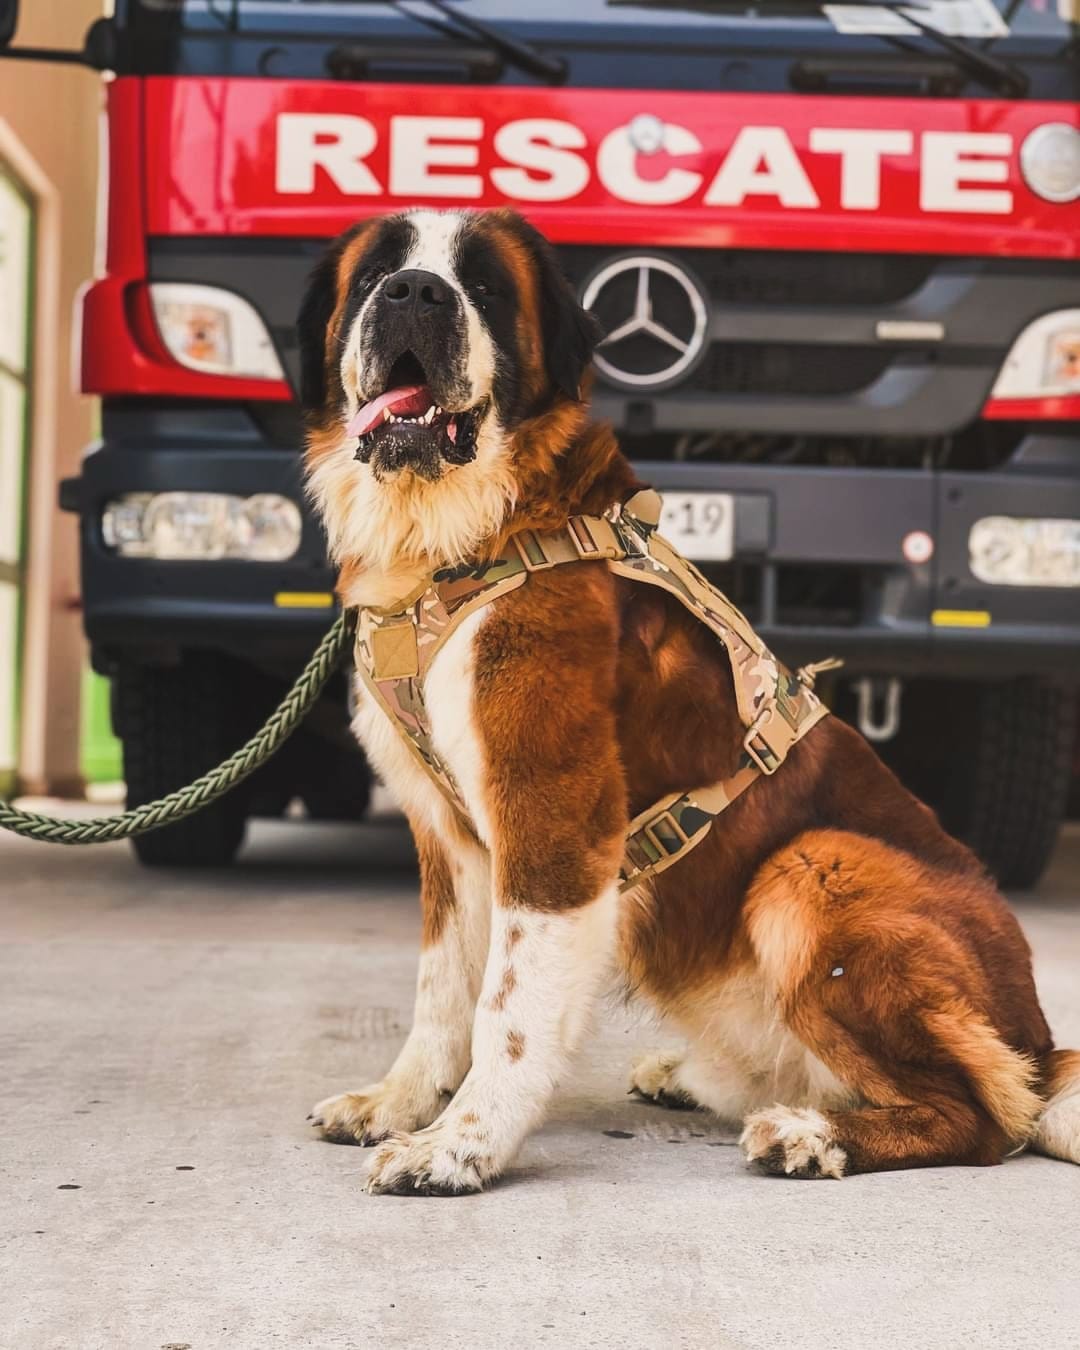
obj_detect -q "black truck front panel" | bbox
[70,404,1080,679]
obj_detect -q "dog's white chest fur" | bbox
[351,607,492,841]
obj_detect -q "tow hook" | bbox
[854,677,902,743]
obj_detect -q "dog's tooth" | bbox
[382,407,392,423]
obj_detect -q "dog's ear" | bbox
[515,218,603,402]
[296,245,343,415]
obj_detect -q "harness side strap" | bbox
[619,766,760,892]
[618,702,830,893]
[608,489,832,891]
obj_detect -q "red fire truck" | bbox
[2,0,1078,880]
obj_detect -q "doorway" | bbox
[0,164,32,797]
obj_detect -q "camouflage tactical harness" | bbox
[354,489,835,891]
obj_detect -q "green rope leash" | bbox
[0,613,352,846]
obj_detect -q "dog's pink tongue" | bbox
[346,385,426,438]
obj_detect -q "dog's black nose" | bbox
[384,269,451,311]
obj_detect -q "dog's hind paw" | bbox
[740,1105,847,1179]
[628,1051,698,1110]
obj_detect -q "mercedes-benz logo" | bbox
[582,255,709,390]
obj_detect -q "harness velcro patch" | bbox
[370,621,420,681]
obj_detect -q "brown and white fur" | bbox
[299,207,1080,1194]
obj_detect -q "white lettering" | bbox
[809,128,914,210]
[274,113,1021,218]
[491,119,590,202]
[705,127,819,208]
[389,116,483,198]
[920,132,1013,213]
[597,122,703,206]
[275,113,381,195]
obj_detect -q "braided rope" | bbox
[0,614,352,846]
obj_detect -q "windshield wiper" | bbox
[810,0,1028,95]
[393,0,566,84]
[882,6,1027,95]
[613,0,1027,97]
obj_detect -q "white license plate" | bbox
[658,492,735,561]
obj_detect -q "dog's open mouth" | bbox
[349,352,483,473]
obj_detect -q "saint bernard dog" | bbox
[299,207,1080,1195]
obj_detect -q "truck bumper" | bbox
[647,451,1080,678]
[64,433,1080,679]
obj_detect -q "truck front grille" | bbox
[554,245,1080,440]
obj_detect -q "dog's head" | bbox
[299,208,601,572]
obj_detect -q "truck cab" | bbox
[4,0,1078,880]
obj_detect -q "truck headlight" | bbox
[990,308,1080,400]
[149,283,285,381]
[969,515,1080,588]
[102,492,302,561]
[1019,123,1080,204]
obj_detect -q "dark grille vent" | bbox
[697,251,935,307]
[695,561,870,629]
[688,344,891,396]
[558,246,937,308]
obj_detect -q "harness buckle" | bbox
[567,515,621,562]
[643,808,691,860]
[511,529,559,572]
[743,709,784,776]
[623,804,691,882]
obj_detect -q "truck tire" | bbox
[114,654,254,868]
[297,735,372,821]
[248,725,372,822]
[940,679,1075,890]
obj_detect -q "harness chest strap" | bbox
[352,490,832,891]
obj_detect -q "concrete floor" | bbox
[2,815,1079,1350]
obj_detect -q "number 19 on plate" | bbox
[658,492,735,562]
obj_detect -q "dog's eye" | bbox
[355,266,385,293]
[468,280,492,298]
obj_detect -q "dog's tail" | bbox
[1031,1049,1080,1164]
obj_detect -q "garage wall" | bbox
[0,167,33,798]
[0,0,103,796]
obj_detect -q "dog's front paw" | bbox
[628,1050,697,1110]
[364,1120,495,1196]
[308,1079,446,1147]
[740,1106,847,1179]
